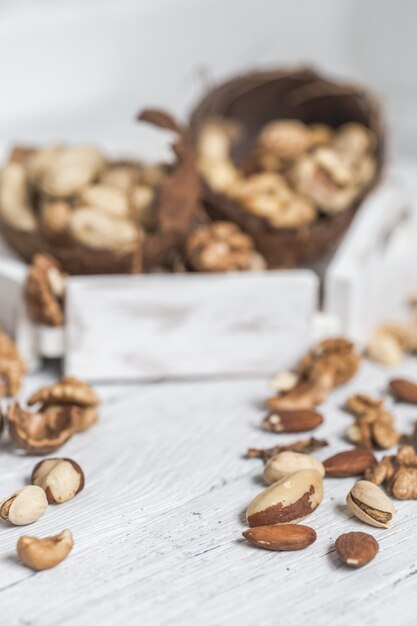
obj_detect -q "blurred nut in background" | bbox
[8,402,75,454]
[0,330,25,397]
[186,222,266,272]
[0,485,48,525]
[263,451,325,484]
[32,458,84,504]
[17,529,74,570]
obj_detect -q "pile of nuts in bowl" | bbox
[242,336,417,567]
[0,329,99,570]
[197,119,377,228]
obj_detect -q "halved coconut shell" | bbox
[189,67,385,267]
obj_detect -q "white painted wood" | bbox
[0,356,417,625]
[324,175,417,342]
[64,271,318,381]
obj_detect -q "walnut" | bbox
[186,222,266,272]
[266,337,359,410]
[27,376,100,434]
[28,376,99,408]
[24,254,66,327]
[364,456,395,485]
[226,172,316,228]
[365,445,417,499]
[388,466,417,500]
[345,393,401,450]
[0,331,25,396]
[8,402,75,455]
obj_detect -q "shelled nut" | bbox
[17,529,74,570]
[246,469,323,527]
[324,449,376,478]
[262,409,323,433]
[0,485,48,525]
[242,523,317,551]
[335,531,379,568]
[263,451,324,484]
[389,378,417,404]
[346,480,395,528]
[32,458,85,504]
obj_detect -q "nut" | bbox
[70,405,99,433]
[366,446,417,499]
[324,449,377,477]
[242,523,317,551]
[32,458,85,504]
[0,485,48,525]
[17,529,74,570]
[0,330,25,396]
[269,370,299,392]
[366,327,404,366]
[247,437,328,461]
[246,469,323,527]
[70,208,140,252]
[344,393,400,450]
[79,184,130,218]
[186,222,266,272]
[0,162,37,232]
[347,480,395,528]
[365,456,395,486]
[39,146,106,197]
[8,402,74,454]
[266,379,331,411]
[262,409,323,433]
[388,466,417,500]
[299,338,360,387]
[24,254,66,326]
[39,200,71,243]
[335,531,379,568]
[28,376,99,408]
[263,451,324,484]
[389,378,417,404]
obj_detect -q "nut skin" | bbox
[247,437,328,461]
[31,458,85,504]
[243,524,317,551]
[17,529,74,570]
[335,532,379,567]
[246,469,323,527]
[28,376,99,408]
[0,485,48,525]
[263,451,325,484]
[347,480,395,529]
[389,378,417,404]
[324,449,377,478]
[262,409,323,433]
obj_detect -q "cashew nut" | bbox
[0,163,37,231]
[70,207,140,251]
[17,529,74,570]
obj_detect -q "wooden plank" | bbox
[64,271,318,381]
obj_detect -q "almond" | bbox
[324,449,377,477]
[242,523,317,551]
[390,378,417,404]
[262,409,323,433]
[335,531,379,567]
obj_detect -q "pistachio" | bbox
[32,458,85,504]
[347,480,395,528]
[263,451,324,485]
[0,485,48,525]
[17,529,74,570]
[246,469,323,527]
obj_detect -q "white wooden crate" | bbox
[0,169,416,381]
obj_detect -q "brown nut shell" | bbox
[335,531,379,567]
[243,523,317,551]
[28,377,99,408]
[8,402,74,454]
[246,469,323,527]
[324,449,377,477]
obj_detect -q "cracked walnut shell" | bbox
[186,222,265,272]
[28,376,100,408]
[25,254,66,326]
[8,402,75,454]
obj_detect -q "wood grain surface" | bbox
[0,357,417,625]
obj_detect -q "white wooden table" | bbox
[1,356,417,625]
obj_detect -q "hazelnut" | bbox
[32,458,85,504]
[0,485,48,525]
[17,529,74,570]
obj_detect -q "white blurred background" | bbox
[0,0,415,160]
